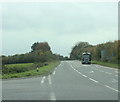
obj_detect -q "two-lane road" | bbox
[2,61,119,100]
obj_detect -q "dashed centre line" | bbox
[104,85,119,92]
[89,71,94,73]
[41,76,46,84]
[48,75,52,85]
[53,71,56,75]
[70,63,119,93]
[50,92,56,101]
[89,78,99,83]
[40,71,56,100]
[71,64,98,83]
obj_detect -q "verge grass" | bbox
[3,63,34,74]
[92,61,119,69]
[2,61,60,79]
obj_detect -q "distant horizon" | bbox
[2,39,118,57]
[2,2,118,56]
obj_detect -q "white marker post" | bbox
[37,67,39,72]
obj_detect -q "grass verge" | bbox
[2,61,60,79]
[92,61,119,69]
[3,63,34,74]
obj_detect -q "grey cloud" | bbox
[2,2,117,33]
[2,2,118,56]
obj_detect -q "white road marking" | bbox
[93,67,117,77]
[71,65,82,75]
[82,74,87,78]
[53,71,56,75]
[89,71,94,73]
[89,78,99,83]
[111,79,118,83]
[48,75,52,85]
[83,65,89,67]
[98,65,117,71]
[104,85,119,92]
[95,65,117,71]
[41,76,45,84]
[105,72,112,75]
[115,71,120,74]
[100,70,104,72]
[75,69,82,74]
[70,63,119,93]
[50,92,56,100]
[71,64,99,83]
[96,69,113,75]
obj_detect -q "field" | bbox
[2,61,60,79]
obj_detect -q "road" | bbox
[2,60,119,100]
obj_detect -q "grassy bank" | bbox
[2,61,60,79]
[3,63,34,74]
[92,61,119,69]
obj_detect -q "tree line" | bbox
[2,40,119,65]
[2,42,67,65]
[70,40,120,64]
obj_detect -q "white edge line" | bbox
[48,75,52,85]
[53,71,56,75]
[41,76,45,84]
[104,85,119,92]
[70,63,119,92]
[71,63,99,83]
[97,65,118,71]
[105,72,112,75]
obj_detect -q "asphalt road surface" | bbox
[2,61,119,100]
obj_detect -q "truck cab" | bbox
[81,52,91,64]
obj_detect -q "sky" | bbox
[1,2,118,57]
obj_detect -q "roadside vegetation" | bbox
[1,40,119,79]
[1,42,64,79]
[2,63,34,74]
[2,42,67,65]
[92,61,119,69]
[2,61,60,79]
[70,40,120,69]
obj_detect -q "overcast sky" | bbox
[2,2,118,57]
